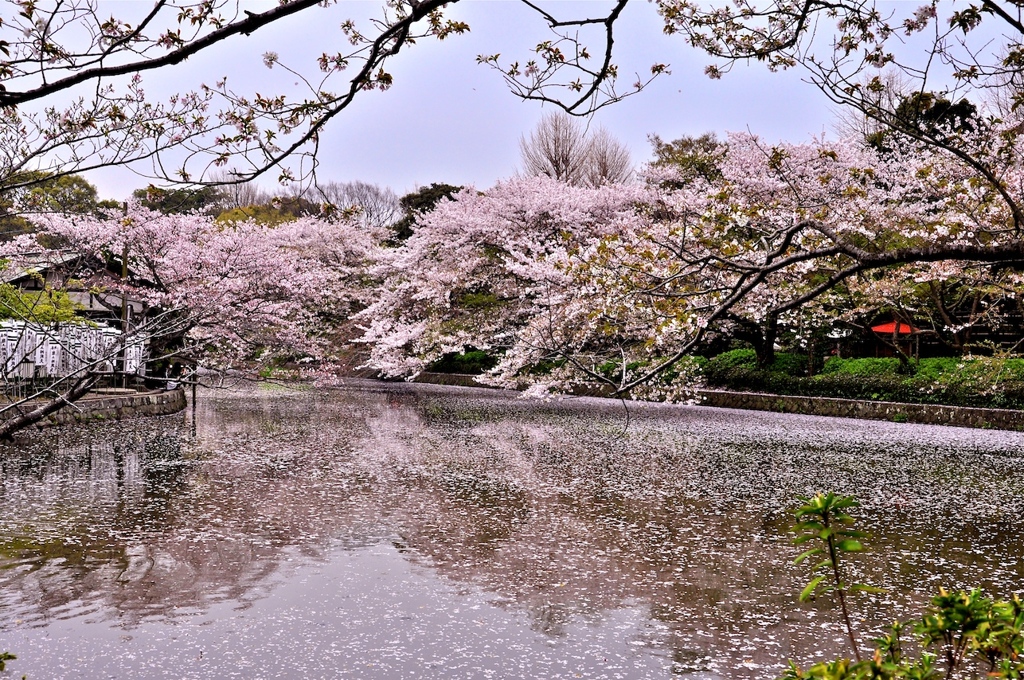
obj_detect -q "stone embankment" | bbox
[697,389,1024,431]
[11,386,188,429]
[412,372,1024,431]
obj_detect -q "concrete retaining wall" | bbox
[27,387,188,428]
[412,372,1024,431]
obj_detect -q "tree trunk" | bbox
[0,373,100,440]
[756,314,778,368]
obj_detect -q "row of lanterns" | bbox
[0,321,146,381]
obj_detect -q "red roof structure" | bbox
[871,321,919,335]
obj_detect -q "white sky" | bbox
[85,0,841,200]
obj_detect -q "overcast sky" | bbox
[87,0,840,200]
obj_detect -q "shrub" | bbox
[911,356,962,381]
[821,357,902,376]
[706,349,811,381]
[704,356,1024,410]
[428,350,498,375]
[707,348,759,371]
[771,352,812,377]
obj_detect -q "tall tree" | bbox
[519,112,633,186]
[0,204,379,436]
[132,185,222,215]
[0,172,101,239]
[312,181,401,229]
[390,183,463,241]
[359,176,652,385]
[647,132,724,185]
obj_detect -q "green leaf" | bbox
[836,539,863,552]
[800,575,826,602]
[794,548,823,564]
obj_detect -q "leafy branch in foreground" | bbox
[784,493,1024,680]
[793,492,877,661]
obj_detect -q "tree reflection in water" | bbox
[2,380,1024,678]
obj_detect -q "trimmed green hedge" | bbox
[428,350,498,375]
[704,354,1024,410]
[704,349,813,381]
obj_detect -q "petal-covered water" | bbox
[2,380,1023,678]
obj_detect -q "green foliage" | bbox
[0,283,81,323]
[706,348,758,371]
[428,349,498,375]
[390,183,462,241]
[784,494,1024,680]
[705,349,811,380]
[133,185,222,215]
[399,182,462,214]
[822,357,903,376]
[21,173,99,214]
[773,351,813,377]
[793,493,876,660]
[647,132,725,185]
[706,355,1024,410]
[0,171,101,240]
[0,651,14,672]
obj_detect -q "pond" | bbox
[2,380,1024,679]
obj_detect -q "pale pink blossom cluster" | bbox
[17,203,378,370]
[11,123,1022,394]
[358,126,1024,396]
[357,177,653,390]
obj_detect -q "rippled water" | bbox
[2,380,1024,679]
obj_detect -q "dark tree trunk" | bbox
[755,314,778,368]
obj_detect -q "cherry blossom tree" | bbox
[589,124,1024,390]
[357,176,654,391]
[360,122,1024,398]
[0,203,379,435]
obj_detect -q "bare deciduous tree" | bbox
[584,127,633,186]
[208,171,268,210]
[830,70,912,143]
[313,181,401,230]
[519,112,633,186]
[520,112,592,184]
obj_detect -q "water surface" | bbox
[2,381,1023,678]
